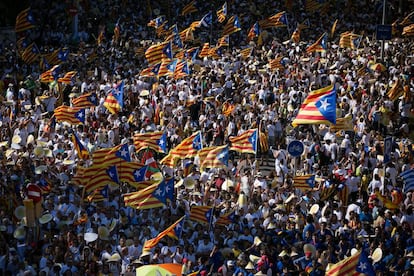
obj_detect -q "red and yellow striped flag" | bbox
[160,131,202,167]
[198,145,228,171]
[199,43,210,58]
[181,1,198,16]
[240,47,252,59]
[269,57,284,71]
[143,216,185,250]
[189,205,214,224]
[387,78,404,101]
[229,129,258,154]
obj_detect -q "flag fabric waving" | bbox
[198,145,229,171]
[58,71,77,84]
[222,15,241,36]
[217,2,227,23]
[216,211,236,227]
[240,47,253,59]
[292,85,336,127]
[247,22,260,41]
[72,132,89,160]
[86,185,109,202]
[330,114,354,132]
[387,78,404,101]
[189,205,214,224]
[39,65,61,83]
[339,32,362,49]
[107,165,120,184]
[21,43,40,64]
[229,129,258,154]
[133,131,167,153]
[54,106,85,125]
[92,143,131,167]
[293,175,315,191]
[181,1,198,16]
[72,92,98,108]
[160,131,203,167]
[401,169,414,193]
[306,33,328,53]
[15,7,36,33]
[143,216,185,250]
[326,250,375,276]
[104,81,124,114]
[123,178,174,209]
[331,19,338,38]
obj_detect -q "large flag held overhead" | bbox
[58,71,77,84]
[39,65,60,83]
[133,131,167,153]
[402,24,414,36]
[21,43,40,64]
[72,92,98,108]
[160,131,203,167]
[92,143,131,167]
[15,7,36,33]
[104,81,124,114]
[269,57,285,71]
[330,114,354,132]
[222,15,241,36]
[339,32,362,49]
[401,169,414,193]
[123,178,174,209]
[293,175,315,191]
[306,33,328,53]
[292,85,336,127]
[247,22,260,41]
[54,106,85,125]
[143,216,185,250]
[217,2,227,23]
[229,129,258,154]
[326,250,375,276]
[198,145,229,171]
[145,42,172,65]
[189,205,214,224]
[240,47,253,59]
[216,211,236,227]
[259,11,287,29]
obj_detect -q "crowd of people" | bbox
[0,0,414,275]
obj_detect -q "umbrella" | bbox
[370,63,386,72]
[136,264,182,276]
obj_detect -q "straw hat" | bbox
[140,250,151,258]
[107,253,121,262]
[98,226,110,240]
[125,239,134,247]
[183,177,195,189]
[309,204,320,215]
[0,141,8,147]
[249,254,260,264]
[253,236,263,246]
[371,248,383,264]
[43,149,53,158]
[27,135,35,145]
[35,165,48,175]
[222,179,234,191]
[13,226,26,240]
[150,172,164,182]
[62,159,75,165]
[108,219,117,232]
[33,147,45,157]
[140,90,150,97]
[84,232,98,243]
[11,135,21,145]
[245,261,255,270]
[39,213,53,224]
[14,206,26,220]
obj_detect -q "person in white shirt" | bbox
[196,235,214,255]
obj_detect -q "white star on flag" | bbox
[90,95,96,102]
[165,185,171,192]
[77,112,83,118]
[319,98,330,111]
[358,262,367,271]
[155,189,162,196]
[134,170,142,178]
[217,152,226,160]
[120,148,128,157]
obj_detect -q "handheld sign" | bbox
[288,140,304,157]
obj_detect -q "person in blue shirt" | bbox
[302,215,315,240]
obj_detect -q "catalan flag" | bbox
[133,131,167,153]
[86,185,109,202]
[58,71,77,84]
[208,46,222,59]
[229,129,258,154]
[21,43,40,64]
[199,43,210,58]
[248,22,260,41]
[269,57,285,71]
[43,48,70,65]
[143,216,185,250]
[160,131,203,167]
[292,85,336,127]
[16,37,29,54]
[181,1,198,16]
[97,29,105,46]
[259,11,287,29]
[180,27,195,42]
[339,32,361,49]
[104,81,124,114]
[15,7,35,33]
[217,2,227,23]
[72,92,98,108]
[123,178,174,209]
[145,42,171,65]
[92,143,131,168]
[39,65,61,83]
[402,24,414,36]
[83,166,116,193]
[37,178,52,194]
[189,205,214,224]
[216,210,236,227]
[293,175,315,191]
[158,58,173,77]
[107,165,120,184]
[306,33,327,53]
[401,169,414,193]
[198,145,229,171]
[240,47,253,59]
[174,60,190,79]
[200,11,213,27]
[218,35,229,47]
[148,15,166,28]
[222,15,241,36]
[222,101,235,116]
[387,78,404,101]
[326,250,374,276]
[330,115,354,132]
[54,106,85,125]
[72,132,89,160]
